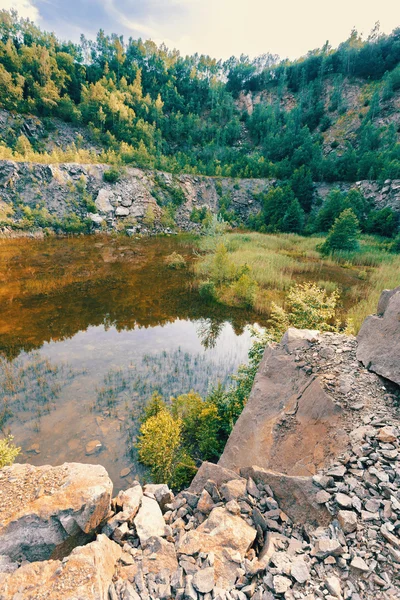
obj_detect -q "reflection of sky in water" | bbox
[39,319,253,373]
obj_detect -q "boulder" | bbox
[116,483,143,522]
[176,507,256,589]
[240,466,332,527]
[141,536,178,575]
[0,534,121,600]
[0,463,112,561]
[143,484,173,511]
[133,496,166,546]
[188,461,243,494]
[357,287,400,385]
[115,206,130,217]
[218,339,347,476]
[281,328,319,352]
[95,188,114,213]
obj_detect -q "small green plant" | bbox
[165,252,186,269]
[103,167,121,183]
[0,435,20,468]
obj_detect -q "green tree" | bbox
[320,208,360,254]
[282,198,305,233]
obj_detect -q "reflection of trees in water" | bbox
[0,353,82,431]
[196,318,224,350]
[0,236,259,360]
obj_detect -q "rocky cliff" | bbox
[0,289,399,600]
[0,160,399,235]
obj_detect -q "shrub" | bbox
[198,280,217,301]
[390,233,400,254]
[165,252,186,269]
[0,435,20,468]
[366,208,398,238]
[137,408,186,486]
[269,282,339,339]
[320,209,360,254]
[230,272,258,307]
[103,167,121,183]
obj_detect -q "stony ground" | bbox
[0,332,399,600]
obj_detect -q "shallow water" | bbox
[0,235,257,489]
[0,233,365,490]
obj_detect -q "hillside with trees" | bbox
[0,10,399,240]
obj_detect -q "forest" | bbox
[0,10,399,184]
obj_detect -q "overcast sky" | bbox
[1,0,399,60]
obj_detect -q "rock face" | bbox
[1,160,399,235]
[357,286,400,385]
[218,331,347,476]
[0,534,121,600]
[0,462,112,561]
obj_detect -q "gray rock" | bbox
[338,510,358,533]
[240,466,332,527]
[134,496,167,546]
[290,557,310,583]
[357,287,400,385]
[115,206,130,217]
[192,567,215,593]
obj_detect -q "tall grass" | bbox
[194,231,400,331]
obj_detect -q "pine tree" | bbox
[321,208,360,254]
[282,198,305,233]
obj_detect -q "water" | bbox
[0,235,257,489]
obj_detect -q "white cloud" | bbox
[121,0,400,60]
[0,0,39,21]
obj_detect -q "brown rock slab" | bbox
[177,507,256,589]
[218,338,347,476]
[357,287,400,385]
[188,461,244,494]
[0,534,121,600]
[142,536,178,575]
[240,466,332,527]
[0,462,112,561]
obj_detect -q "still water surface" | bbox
[0,235,257,489]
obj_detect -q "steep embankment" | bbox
[0,160,399,235]
[0,288,399,599]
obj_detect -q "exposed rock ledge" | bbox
[0,289,399,599]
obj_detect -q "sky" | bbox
[1,0,399,61]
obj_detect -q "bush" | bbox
[137,407,196,487]
[269,282,339,339]
[390,234,400,253]
[366,208,398,238]
[0,435,20,468]
[320,209,360,254]
[165,252,186,269]
[198,280,217,301]
[103,167,121,183]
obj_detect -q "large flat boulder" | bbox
[218,335,346,476]
[0,463,112,561]
[188,461,245,494]
[176,507,256,589]
[357,286,400,385]
[240,466,331,527]
[0,534,121,600]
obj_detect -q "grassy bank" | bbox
[193,231,400,333]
